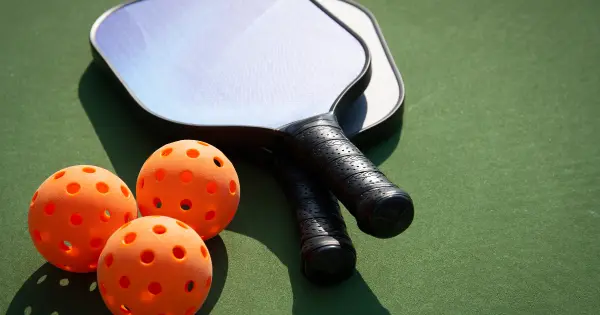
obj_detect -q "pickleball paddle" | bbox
[267,0,408,285]
[90,0,414,240]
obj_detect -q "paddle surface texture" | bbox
[90,0,413,239]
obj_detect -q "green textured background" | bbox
[1,0,600,314]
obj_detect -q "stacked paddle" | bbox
[90,0,414,286]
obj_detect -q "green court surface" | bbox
[1,0,600,314]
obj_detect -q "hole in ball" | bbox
[66,183,81,195]
[153,225,166,234]
[185,280,195,292]
[70,213,83,225]
[180,199,192,211]
[54,171,66,180]
[60,241,72,252]
[101,209,111,222]
[148,282,162,295]
[172,246,186,259]
[176,221,189,229]
[229,180,237,194]
[205,210,215,220]
[141,250,155,264]
[105,253,114,267]
[96,182,109,194]
[123,232,136,245]
[119,305,131,314]
[186,149,200,158]
[121,186,130,198]
[213,157,223,167]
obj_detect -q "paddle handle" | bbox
[273,155,356,286]
[285,114,414,239]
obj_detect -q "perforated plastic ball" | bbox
[136,140,240,240]
[97,215,212,315]
[28,165,138,273]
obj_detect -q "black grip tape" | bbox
[298,217,349,243]
[273,154,356,285]
[286,114,414,239]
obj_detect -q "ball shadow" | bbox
[78,61,389,314]
[197,236,228,315]
[5,236,227,315]
[6,263,109,315]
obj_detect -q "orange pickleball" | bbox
[97,216,212,315]
[28,165,138,273]
[136,140,240,240]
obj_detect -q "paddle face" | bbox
[91,0,370,130]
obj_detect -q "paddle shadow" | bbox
[229,155,391,315]
[77,62,390,314]
[353,103,405,167]
[338,88,406,167]
[362,126,402,166]
[290,272,391,315]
